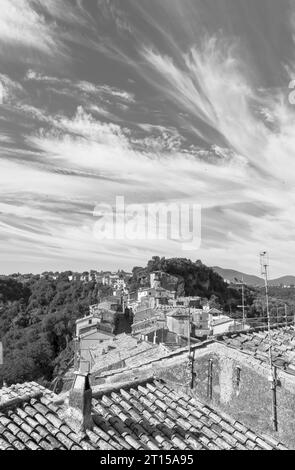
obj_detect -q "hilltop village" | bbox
[1,259,295,450]
[74,269,247,358]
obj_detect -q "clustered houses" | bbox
[71,270,252,367]
[71,271,251,374]
[127,271,246,345]
[39,270,132,286]
[74,297,123,349]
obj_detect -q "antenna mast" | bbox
[186,306,194,389]
[260,251,278,431]
[187,306,191,359]
[241,276,246,328]
[260,251,272,358]
[0,341,3,389]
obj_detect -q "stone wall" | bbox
[156,342,295,449]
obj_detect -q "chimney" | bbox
[64,361,93,433]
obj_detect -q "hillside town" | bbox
[74,270,249,354]
[1,262,295,451]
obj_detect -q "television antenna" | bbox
[260,251,278,431]
[241,277,245,327]
[187,306,191,359]
[186,306,194,389]
[236,277,246,328]
[260,251,272,354]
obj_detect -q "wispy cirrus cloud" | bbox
[0,0,101,66]
[0,74,26,105]
[1,0,295,275]
[25,70,135,102]
[0,0,57,53]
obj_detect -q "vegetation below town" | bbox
[0,276,112,386]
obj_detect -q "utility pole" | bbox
[241,277,246,328]
[186,306,194,389]
[0,341,3,389]
[260,251,278,431]
[236,278,246,330]
[74,336,81,371]
[187,306,191,359]
[260,252,272,353]
[285,303,288,327]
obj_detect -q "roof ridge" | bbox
[0,390,44,412]
[92,373,157,398]
[93,339,213,380]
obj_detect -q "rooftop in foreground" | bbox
[0,379,288,450]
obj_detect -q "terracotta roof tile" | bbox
[12,440,27,450]
[256,438,273,450]
[234,420,249,434]
[233,430,248,445]
[220,430,238,447]
[235,441,248,450]
[245,439,256,450]
[0,437,14,450]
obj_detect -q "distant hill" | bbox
[212,267,295,287]
[268,276,295,287]
[212,267,264,287]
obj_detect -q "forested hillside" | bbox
[249,286,295,319]
[0,276,112,386]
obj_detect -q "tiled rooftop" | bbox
[0,379,288,450]
[58,334,171,391]
[211,317,233,326]
[0,382,49,410]
[81,334,168,375]
[216,325,295,374]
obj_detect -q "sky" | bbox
[1,0,295,277]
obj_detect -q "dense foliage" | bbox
[246,286,295,321]
[0,276,112,386]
